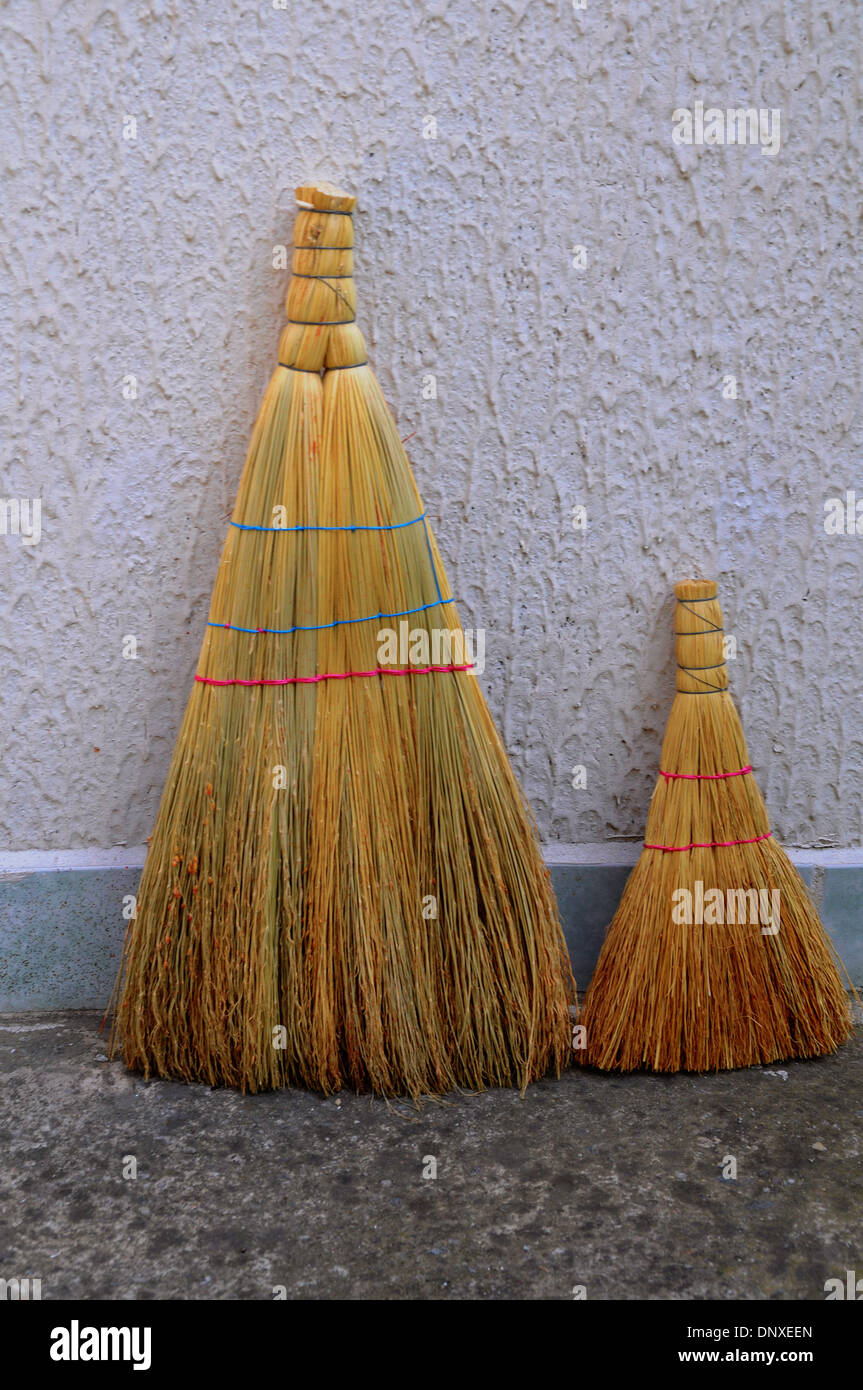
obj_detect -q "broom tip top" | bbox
[295,181,358,213]
[674,577,718,602]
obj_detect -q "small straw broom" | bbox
[580,578,852,1072]
[110,182,574,1096]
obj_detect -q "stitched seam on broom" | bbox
[660,765,752,782]
[644,831,772,852]
[208,596,455,636]
[194,664,474,687]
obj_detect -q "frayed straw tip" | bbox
[674,577,718,602]
[294,181,357,214]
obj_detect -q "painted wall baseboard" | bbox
[1,846,861,1010]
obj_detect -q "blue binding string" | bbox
[208,596,455,637]
[215,512,453,635]
[421,516,445,605]
[230,512,427,534]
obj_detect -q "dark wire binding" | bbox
[678,668,729,692]
[676,601,723,632]
[286,317,357,326]
[293,244,354,251]
[279,361,368,373]
[290,268,354,314]
[296,206,353,215]
[676,610,728,690]
[677,662,726,671]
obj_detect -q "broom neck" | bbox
[655,578,755,790]
[674,579,727,696]
[280,185,368,373]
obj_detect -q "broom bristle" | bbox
[580,578,853,1073]
[110,182,575,1096]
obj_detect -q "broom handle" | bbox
[291,185,356,301]
[280,182,367,372]
[674,579,728,695]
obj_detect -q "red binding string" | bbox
[659,765,752,782]
[195,663,474,688]
[649,765,767,850]
[644,831,772,853]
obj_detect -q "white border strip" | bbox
[0,846,149,875]
[544,843,863,868]
[1,842,862,878]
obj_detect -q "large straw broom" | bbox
[580,578,852,1072]
[110,182,574,1096]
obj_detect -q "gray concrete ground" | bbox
[1,1009,860,1301]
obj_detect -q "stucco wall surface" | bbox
[1,0,861,852]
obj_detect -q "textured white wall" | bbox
[1,0,861,852]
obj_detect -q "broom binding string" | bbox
[674,578,728,695]
[194,664,475,688]
[644,831,773,852]
[659,765,752,781]
[206,594,456,638]
[279,362,369,373]
[228,512,431,533]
